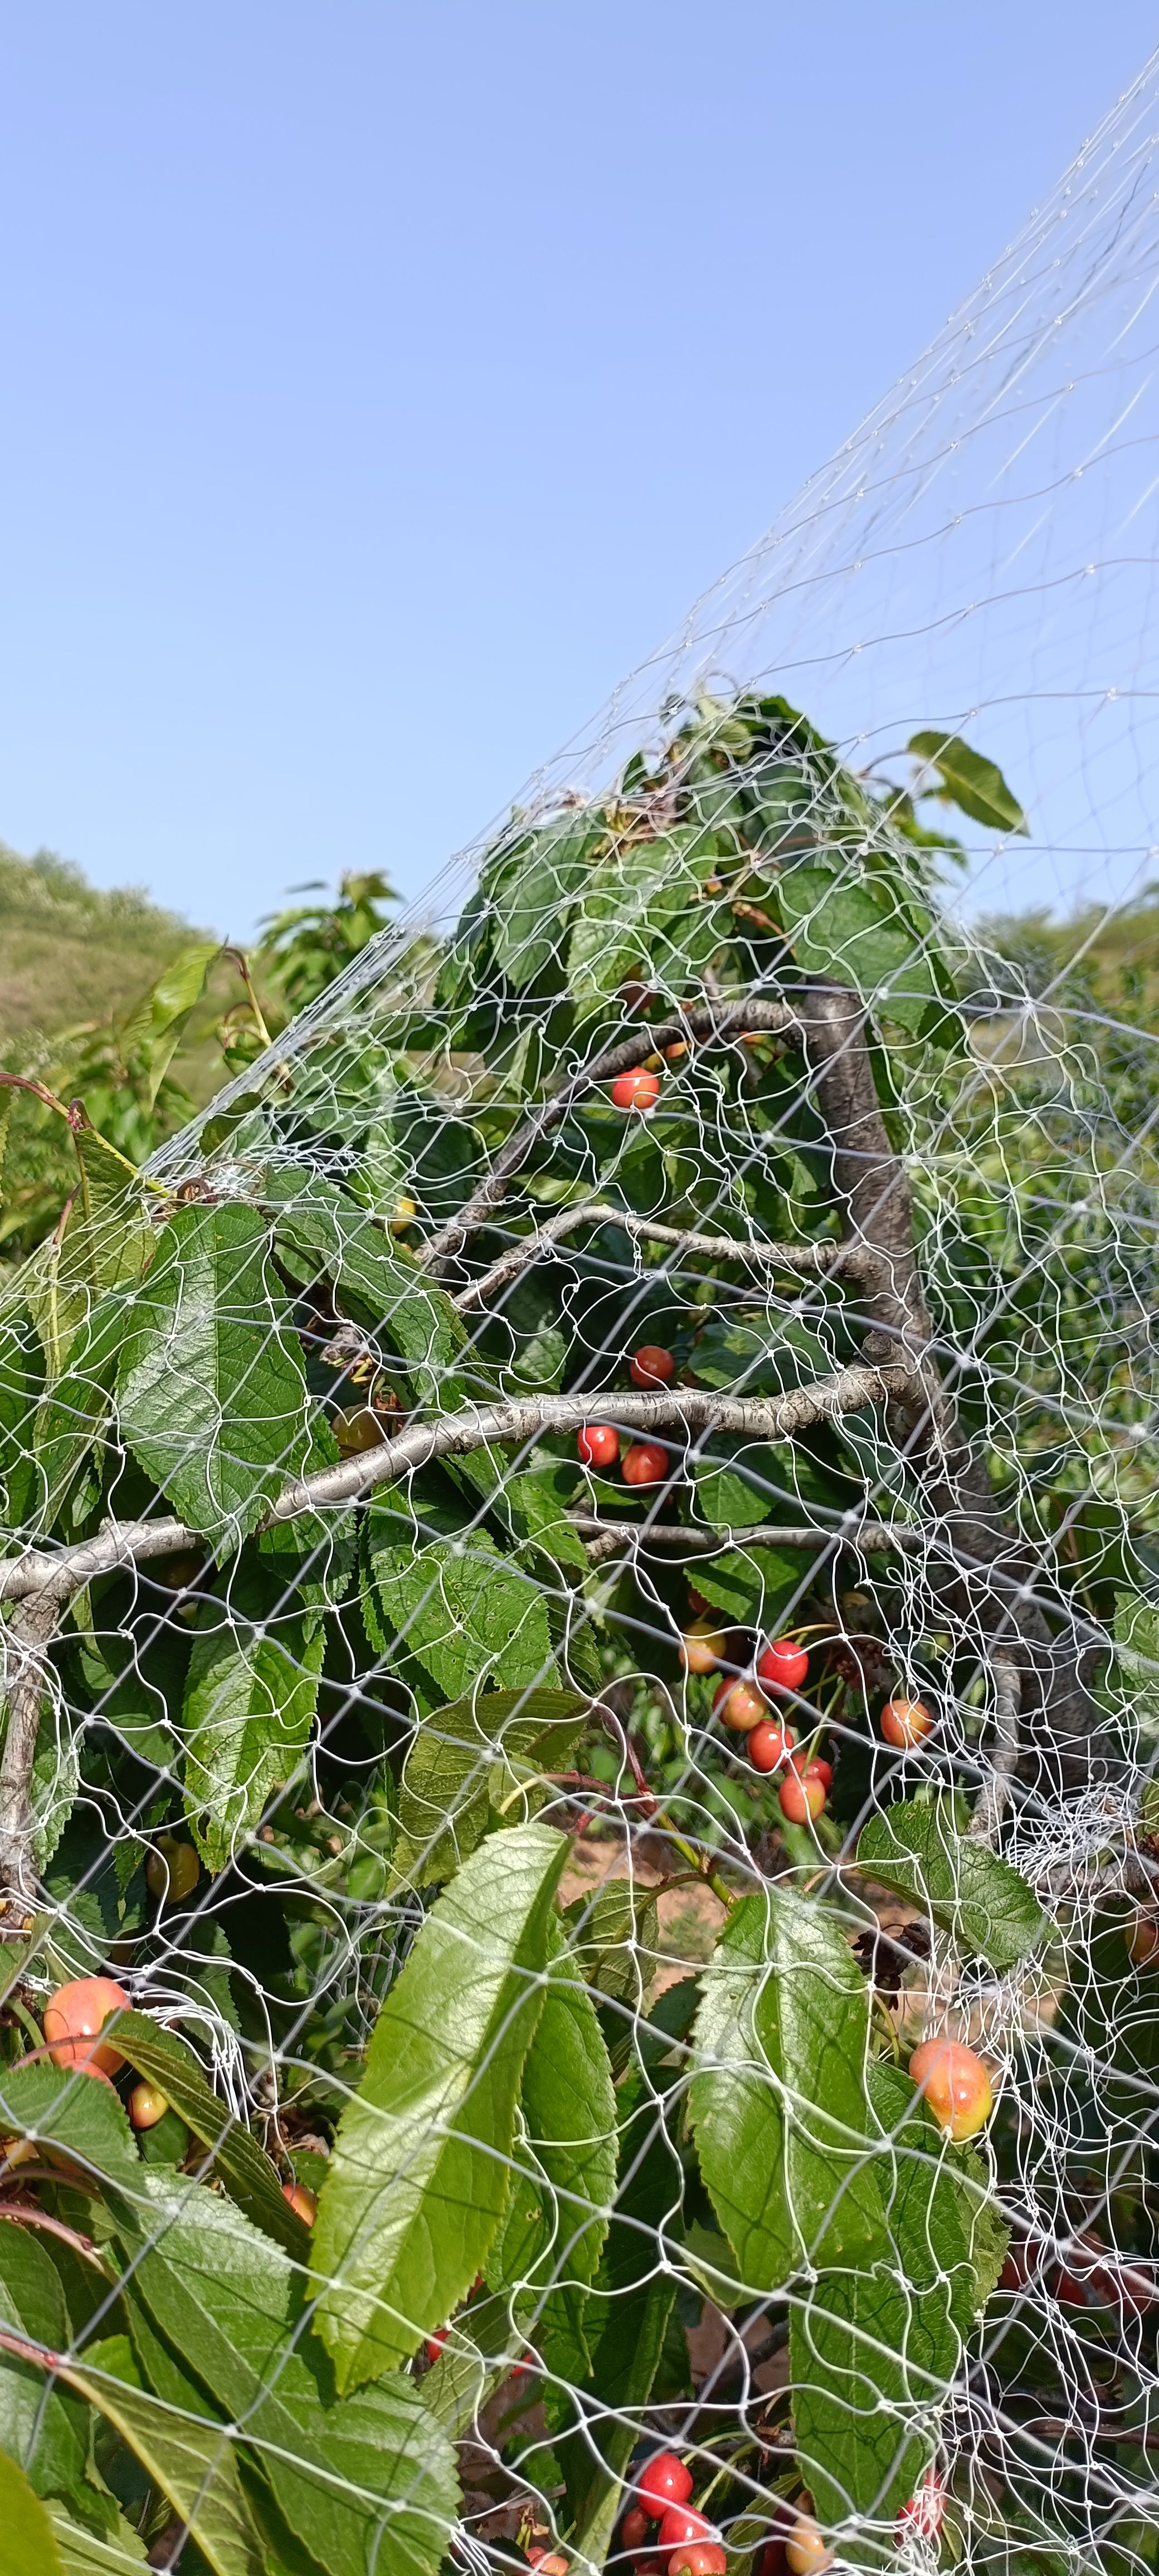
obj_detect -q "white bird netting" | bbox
[1,46,1159,2576]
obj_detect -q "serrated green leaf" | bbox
[30,1284,138,1536]
[365,1506,556,1707]
[312,1821,568,2388]
[0,2224,90,2511]
[856,1796,1048,1972]
[0,2064,142,2197]
[109,2013,308,2257]
[389,1685,587,1887]
[69,1130,150,1295]
[689,1887,886,2289]
[908,730,1028,836]
[119,940,220,1107]
[778,863,946,1035]
[48,2507,148,2573]
[117,2177,457,2576]
[0,2450,65,2574]
[116,1204,313,1543]
[181,1561,327,1869]
[552,2061,681,2567]
[491,814,606,991]
[486,1916,616,2378]
[48,2510,147,2574]
[54,2336,265,2576]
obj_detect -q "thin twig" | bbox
[418,997,802,1270]
[968,1656,1021,1845]
[452,1201,879,1315]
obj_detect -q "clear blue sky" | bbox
[2,3,1158,936]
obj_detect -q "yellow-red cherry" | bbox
[611,1066,661,1113]
[908,2038,994,2139]
[43,1977,130,2076]
[778,1767,826,1824]
[281,2181,318,2224]
[713,1675,767,1733]
[145,1837,200,1905]
[785,2515,835,2575]
[128,2082,169,2131]
[622,1441,670,1487]
[331,1406,390,1452]
[668,2548,727,2576]
[879,1695,933,1748]
[637,2452,693,2512]
[747,1718,797,1772]
[630,1344,675,1388]
[577,1423,620,1469]
[757,1636,809,1695]
[680,1621,727,1675]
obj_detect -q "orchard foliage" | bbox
[0,692,1152,2575]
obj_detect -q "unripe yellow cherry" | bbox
[128,2082,169,2131]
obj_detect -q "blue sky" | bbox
[2,3,1158,936]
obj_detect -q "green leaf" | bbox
[0,2225,90,2511]
[777,863,946,1035]
[689,1887,886,2289]
[119,940,220,1106]
[0,2065,142,2196]
[0,2451,65,2574]
[856,1795,1049,1972]
[553,2062,681,2566]
[109,2012,309,2257]
[181,1560,327,1869]
[48,2511,147,2574]
[390,1685,587,1887]
[266,1172,466,1401]
[365,1503,556,1707]
[117,2177,457,2576]
[681,1538,812,1632]
[1106,1589,1159,1738]
[490,814,606,991]
[31,1286,142,1536]
[486,1916,616,2378]
[312,1820,568,2388]
[54,2336,265,2576]
[908,730,1028,835]
[116,1204,313,1542]
[68,1129,150,1297]
[789,2058,990,2538]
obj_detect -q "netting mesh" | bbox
[2,48,1159,2576]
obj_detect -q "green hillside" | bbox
[0,838,208,1043]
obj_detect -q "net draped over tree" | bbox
[1,52,1159,2576]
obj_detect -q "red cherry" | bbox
[803,1757,832,1789]
[746,1719,797,1772]
[667,2548,727,2576]
[757,1637,809,1695]
[425,2326,449,2363]
[611,1067,661,1113]
[778,1767,826,1824]
[713,1675,767,1733]
[577,1423,620,1469]
[630,1344,675,1388]
[657,2506,713,2549]
[637,2453,694,2513]
[281,2181,317,2224]
[43,1977,130,2076]
[1128,1911,1159,1968]
[622,1441,670,1487]
[898,2467,946,2542]
[621,2506,651,2549]
[879,1695,933,1748]
[908,2038,994,2139]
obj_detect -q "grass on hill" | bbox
[0,838,210,1046]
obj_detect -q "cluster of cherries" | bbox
[577,1341,680,1493]
[528,2451,948,2573]
[23,1953,319,2227]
